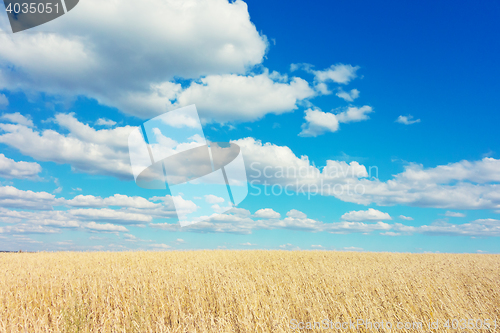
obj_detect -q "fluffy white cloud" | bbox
[66,194,158,209]
[336,88,360,102]
[286,209,307,219]
[237,138,500,209]
[0,154,41,179]
[68,208,152,224]
[343,246,363,251]
[299,106,373,137]
[254,208,281,219]
[0,112,33,127]
[341,208,392,221]
[0,114,133,179]
[205,194,225,204]
[399,215,414,220]
[299,108,338,137]
[0,224,60,234]
[95,118,117,127]
[292,63,359,84]
[0,186,58,210]
[235,137,368,186]
[0,94,8,109]
[396,115,421,125]
[393,218,500,237]
[445,211,466,218]
[0,0,267,120]
[151,208,392,234]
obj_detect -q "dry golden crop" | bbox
[0,250,499,332]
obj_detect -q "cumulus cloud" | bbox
[0,0,268,120]
[151,208,391,234]
[0,154,41,179]
[68,208,152,224]
[396,115,421,125]
[292,63,359,84]
[0,113,134,179]
[163,72,315,123]
[0,112,34,127]
[84,222,128,232]
[444,211,466,218]
[95,118,117,127]
[393,218,500,237]
[236,138,500,209]
[150,243,171,249]
[399,215,414,220]
[286,209,307,219]
[343,246,363,251]
[205,194,225,204]
[0,186,58,210]
[299,106,373,137]
[341,208,392,221]
[336,88,360,102]
[0,94,8,109]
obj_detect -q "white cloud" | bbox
[305,64,359,84]
[0,154,41,179]
[95,118,117,127]
[205,194,225,204]
[166,72,316,123]
[0,224,60,234]
[0,0,267,120]
[399,215,414,221]
[238,137,500,209]
[0,112,34,127]
[396,115,421,125]
[0,94,8,109]
[343,246,363,251]
[286,209,307,219]
[381,232,401,236]
[393,218,500,237]
[0,186,58,210]
[84,222,128,232]
[0,114,134,179]
[311,245,323,248]
[240,242,256,246]
[341,208,392,221]
[299,108,338,137]
[66,194,159,209]
[150,243,171,249]
[254,208,280,219]
[444,211,466,218]
[176,238,185,243]
[299,106,373,137]
[68,208,152,224]
[336,88,360,102]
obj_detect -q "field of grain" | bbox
[0,251,498,332]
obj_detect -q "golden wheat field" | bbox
[0,251,499,332]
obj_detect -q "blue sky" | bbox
[0,0,499,252]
